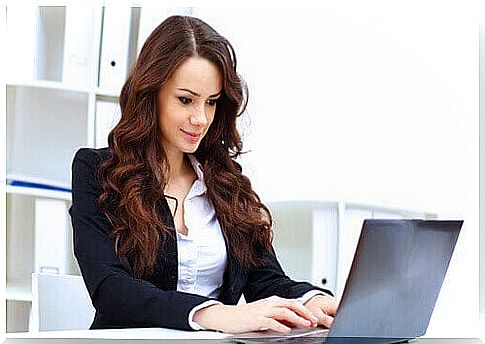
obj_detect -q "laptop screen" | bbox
[328,220,462,339]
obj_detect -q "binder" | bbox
[95,99,122,148]
[98,3,132,93]
[337,207,372,296]
[6,6,38,82]
[137,6,170,55]
[34,199,69,275]
[62,6,102,88]
[311,207,338,292]
[137,6,192,54]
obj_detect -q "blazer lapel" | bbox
[218,220,248,305]
[145,197,178,290]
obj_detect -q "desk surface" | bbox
[5,328,484,344]
[6,328,229,340]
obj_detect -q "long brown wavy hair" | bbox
[97,15,273,278]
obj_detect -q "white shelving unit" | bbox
[6,282,33,303]
[6,186,72,202]
[6,0,133,332]
[5,2,181,332]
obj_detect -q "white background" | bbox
[194,0,481,337]
[1,0,483,339]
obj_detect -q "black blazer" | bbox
[69,148,332,331]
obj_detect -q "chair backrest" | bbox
[31,273,95,331]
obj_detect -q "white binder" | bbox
[62,6,103,88]
[137,7,192,54]
[34,199,69,275]
[137,6,170,55]
[337,207,372,297]
[98,3,132,93]
[311,207,338,292]
[95,99,122,148]
[6,6,38,82]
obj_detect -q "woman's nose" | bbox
[189,107,208,126]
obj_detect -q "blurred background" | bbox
[2,0,483,339]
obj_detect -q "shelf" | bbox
[95,88,120,100]
[7,80,91,95]
[6,81,123,100]
[6,282,32,302]
[6,185,72,202]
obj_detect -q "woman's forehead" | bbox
[168,56,223,95]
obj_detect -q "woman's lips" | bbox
[181,129,201,142]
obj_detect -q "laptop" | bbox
[228,219,463,343]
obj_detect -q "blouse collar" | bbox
[186,154,207,196]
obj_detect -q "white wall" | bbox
[478,5,485,342]
[195,0,479,337]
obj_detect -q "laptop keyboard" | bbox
[228,327,329,343]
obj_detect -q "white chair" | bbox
[30,273,95,331]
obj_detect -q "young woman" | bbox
[70,15,338,334]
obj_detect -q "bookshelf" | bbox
[4,2,180,332]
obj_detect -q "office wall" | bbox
[196,0,478,337]
[479,18,485,331]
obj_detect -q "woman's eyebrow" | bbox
[177,87,221,98]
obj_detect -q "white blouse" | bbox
[176,154,228,298]
[178,154,325,330]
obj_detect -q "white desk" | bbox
[5,328,228,343]
[4,329,484,344]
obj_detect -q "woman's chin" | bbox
[181,144,200,154]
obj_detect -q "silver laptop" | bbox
[228,219,463,343]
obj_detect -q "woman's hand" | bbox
[303,294,339,328]
[193,295,319,334]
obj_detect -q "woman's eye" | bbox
[207,99,218,106]
[178,97,192,105]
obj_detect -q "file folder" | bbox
[63,6,102,88]
[98,3,132,93]
[6,6,38,82]
[137,7,192,55]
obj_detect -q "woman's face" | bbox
[157,56,223,156]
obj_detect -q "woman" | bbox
[70,15,338,334]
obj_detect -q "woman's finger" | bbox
[324,297,339,316]
[265,318,291,334]
[272,298,319,324]
[270,307,313,328]
[315,309,334,328]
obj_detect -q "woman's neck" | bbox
[165,149,192,182]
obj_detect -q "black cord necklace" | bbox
[164,194,179,217]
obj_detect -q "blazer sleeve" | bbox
[69,148,211,330]
[242,244,333,303]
